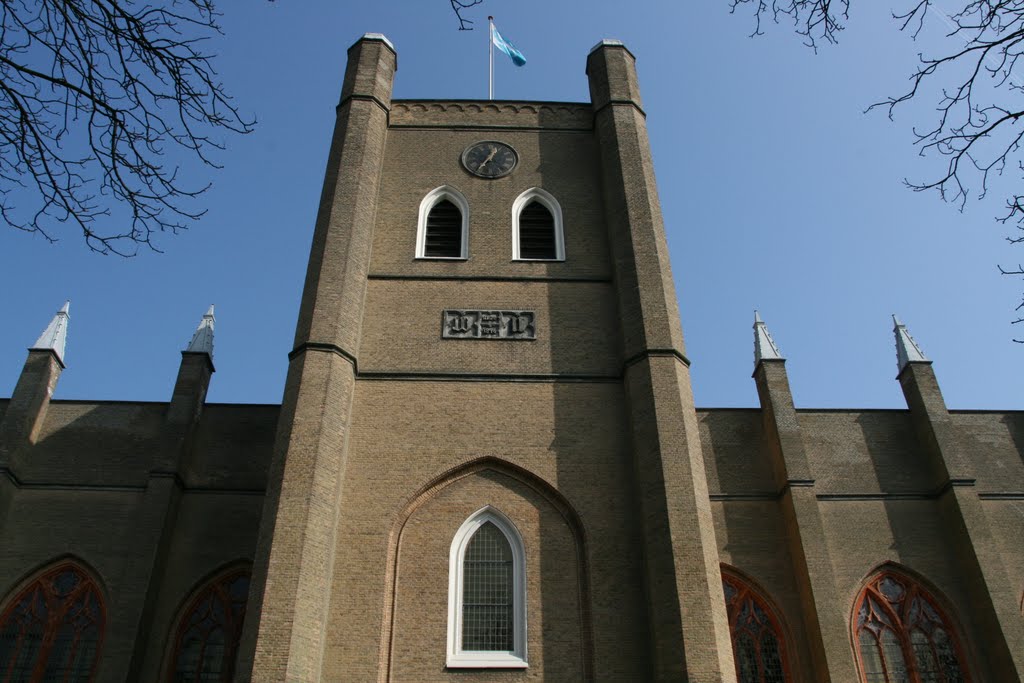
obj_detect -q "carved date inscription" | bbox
[442,310,535,340]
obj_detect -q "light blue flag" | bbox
[491,24,526,67]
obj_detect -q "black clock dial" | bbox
[462,141,518,179]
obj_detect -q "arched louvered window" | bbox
[167,568,250,683]
[854,569,969,683]
[447,507,526,668]
[416,186,469,259]
[518,202,556,259]
[722,571,790,683]
[0,561,105,683]
[512,188,564,261]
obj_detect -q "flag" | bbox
[491,24,526,67]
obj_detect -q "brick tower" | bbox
[236,33,735,682]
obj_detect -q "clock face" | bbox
[461,141,518,179]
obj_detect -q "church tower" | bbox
[236,33,736,682]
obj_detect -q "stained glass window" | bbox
[721,572,790,683]
[0,562,104,683]
[854,570,969,683]
[168,569,250,683]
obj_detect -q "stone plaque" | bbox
[442,310,535,340]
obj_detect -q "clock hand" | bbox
[479,146,497,170]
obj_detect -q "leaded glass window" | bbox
[168,569,250,683]
[447,508,527,668]
[0,562,104,683]
[854,570,969,683]
[721,572,790,683]
[462,522,513,651]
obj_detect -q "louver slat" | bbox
[424,200,463,257]
[519,202,556,260]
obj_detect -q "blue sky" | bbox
[1,1,1020,409]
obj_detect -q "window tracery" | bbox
[167,568,250,683]
[722,571,789,683]
[0,561,104,683]
[854,570,969,683]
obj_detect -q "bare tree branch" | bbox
[450,0,484,31]
[734,0,1024,337]
[729,0,849,50]
[0,0,254,255]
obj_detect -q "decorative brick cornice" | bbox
[390,100,593,130]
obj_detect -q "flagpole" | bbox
[488,16,494,100]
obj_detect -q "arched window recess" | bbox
[0,559,106,683]
[853,568,970,683]
[721,569,791,683]
[416,186,470,259]
[165,566,251,683]
[446,506,527,669]
[512,188,565,261]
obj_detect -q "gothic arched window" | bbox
[722,571,790,683]
[446,507,527,668]
[0,561,105,683]
[416,186,469,259]
[167,568,250,683]
[512,188,564,261]
[854,569,969,683]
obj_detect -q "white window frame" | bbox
[511,187,565,261]
[416,185,470,259]
[446,506,528,669]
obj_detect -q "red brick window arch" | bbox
[721,571,790,683]
[0,560,105,683]
[854,569,969,683]
[166,568,250,683]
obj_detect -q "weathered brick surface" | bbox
[0,350,63,465]
[370,126,610,280]
[800,410,924,495]
[712,499,815,681]
[589,41,735,682]
[322,379,645,681]
[381,470,586,682]
[360,280,620,376]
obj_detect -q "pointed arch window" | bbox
[854,569,970,683]
[446,507,527,668]
[512,188,565,261]
[416,186,470,259]
[166,568,250,683]
[0,561,105,683]
[722,571,790,683]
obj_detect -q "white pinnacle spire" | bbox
[31,301,70,365]
[185,305,215,357]
[893,315,928,373]
[753,310,783,363]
